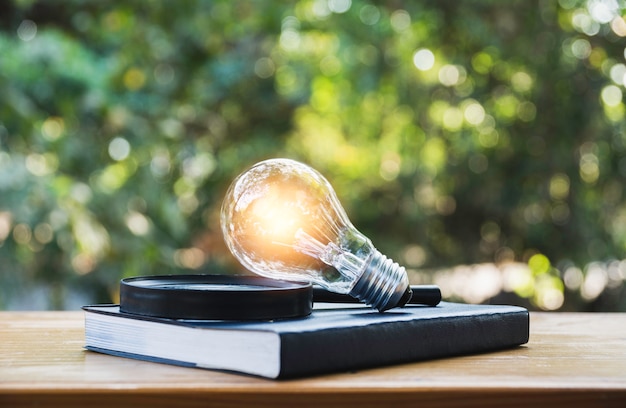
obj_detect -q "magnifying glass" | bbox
[119,274,441,321]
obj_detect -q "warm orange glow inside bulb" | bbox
[230,179,329,270]
[248,186,305,246]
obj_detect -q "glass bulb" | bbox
[220,158,412,311]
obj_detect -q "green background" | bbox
[1,0,625,311]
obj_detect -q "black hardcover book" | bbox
[83,302,529,379]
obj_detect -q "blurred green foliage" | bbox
[1,0,625,311]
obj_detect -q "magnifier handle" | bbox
[312,285,441,307]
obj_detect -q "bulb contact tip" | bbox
[398,286,413,307]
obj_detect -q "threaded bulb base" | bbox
[349,250,411,312]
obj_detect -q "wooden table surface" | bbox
[0,311,625,408]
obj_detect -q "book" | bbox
[83,302,529,379]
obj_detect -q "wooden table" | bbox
[1,311,625,407]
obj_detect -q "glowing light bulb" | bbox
[220,158,412,311]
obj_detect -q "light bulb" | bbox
[220,158,411,311]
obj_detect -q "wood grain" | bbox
[1,311,625,407]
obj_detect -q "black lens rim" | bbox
[120,274,313,321]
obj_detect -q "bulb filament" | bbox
[293,229,362,281]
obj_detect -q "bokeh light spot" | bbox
[517,101,537,122]
[41,117,65,141]
[403,245,427,267]
[581,263,608,300]
[17,20,37,41]
[25,153,58,177]
[108,137,131,161]
[34,223,54,244]
[13,224,32,245]
[125,211,150,236]
[438,65,466,86]
[359,5,380,25]
[610,16,626,36]
[72,253,96,275]
[379,154,401,181]
[174,247,206,269]
[601,85,623,107]
[609,63,626,85]
[528,253,551,275]
[471,51,493,74]
[0,212,12,242]
[549,173,570,200]
[478,130,499,148]
[511,71,533,93]
[390,10,411,31]
[154,64,175,85]
[464,101,486,126]
[254,57,276,78]
[328,0,351,14]
[413,49,435,71]
[587,0,619,24]
[580,159,600,184]
[123,68,146,91]
[571,38,592,59]
[442,107,464,131]
[572,9,600,35]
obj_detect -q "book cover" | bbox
[83,302,529,379]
